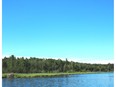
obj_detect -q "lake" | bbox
[2,72,114,87]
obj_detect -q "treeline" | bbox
[2,55,114,73]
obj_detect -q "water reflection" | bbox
[2,73,114,87]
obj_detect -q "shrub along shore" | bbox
[2,72,103,78]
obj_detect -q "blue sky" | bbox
[2,0,114,63]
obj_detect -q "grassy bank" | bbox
[2,72,101,78]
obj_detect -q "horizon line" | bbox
[2,55,114,64]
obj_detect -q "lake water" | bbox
[2,72,114,87]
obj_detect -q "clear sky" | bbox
[2,0,114,63]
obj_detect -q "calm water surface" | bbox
[2,73,114,87]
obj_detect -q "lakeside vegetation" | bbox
[3,55,113,73]
[2,72,102,78]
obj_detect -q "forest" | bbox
[2,55,114,73]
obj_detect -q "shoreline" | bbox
[2,72,112,78]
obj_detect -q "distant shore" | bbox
[2,72,110,78]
